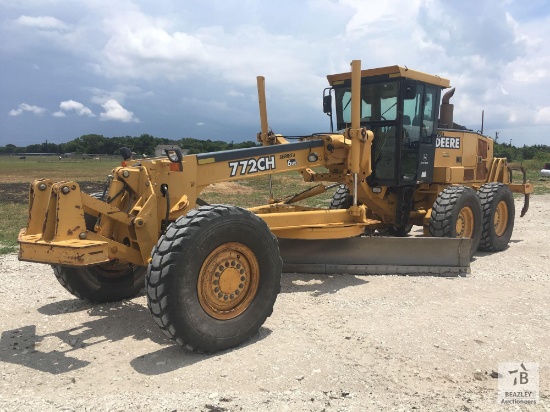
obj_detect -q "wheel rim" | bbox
[494,200,509,237]
[455,206,475,238]
[198,242,259,320]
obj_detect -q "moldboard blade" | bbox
[279,236,472,276]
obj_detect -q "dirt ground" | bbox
[0,195,548,411]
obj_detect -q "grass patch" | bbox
[200,171,335,209]
[0,202,28,254]
[0,156,120,183]
[510,164,550,195]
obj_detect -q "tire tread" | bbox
[477,182,515,252]
[146,204,281,353]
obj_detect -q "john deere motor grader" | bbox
[18,60,532,352]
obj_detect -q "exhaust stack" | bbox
[440,87,455,129]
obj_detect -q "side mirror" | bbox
[165,147,183,171]
[323,95,332,114]
[119,147,133,160]
[165,147,183,163]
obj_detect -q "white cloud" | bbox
[341,0,421,40]
[89,87,128,105]
[535,107,550,125]
[58,100,95,117]
[227,90,245,98]
[196,122,205,126]
[9,103,46,116]
[15,15,68,31]
[53,111,66,117]
[99,99,139,123]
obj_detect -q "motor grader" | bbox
[18,60,533,352]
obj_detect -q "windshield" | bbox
[334,81,398,129]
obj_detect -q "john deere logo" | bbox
[436,136,461,149]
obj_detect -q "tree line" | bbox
[493,142,550,163]
[0,134,258,156]
[0,133,548,163]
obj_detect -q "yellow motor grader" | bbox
[18,60,532,352]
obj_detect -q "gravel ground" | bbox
[1,195,549,411]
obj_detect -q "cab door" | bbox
[400,81,440,185]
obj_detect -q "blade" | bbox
[279,236,472,276]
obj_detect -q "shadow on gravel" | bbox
[0,299,168,374]
[0,325,90,374]
[37,298,95,315]
[280,273,369,296]
[130,327,272,375]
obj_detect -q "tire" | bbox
[84,192,105,231]
[377,224,413,237]
[52,189,146,303]
[330,185,352,209]
[146,205,282,353]
[329,185,375,235]
[429,186,482,256]
[477,183,515,252]
[330,185,413,237]
[52,263,146,303]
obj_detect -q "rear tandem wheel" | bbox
[477,183,515,252]
[146,204,282,353]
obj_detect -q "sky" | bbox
[1,0,550,147]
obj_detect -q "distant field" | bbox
[1,155,548,254]
[0,155,121,183]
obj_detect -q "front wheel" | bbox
[429,186,482,256]
[377,224,413,237]
[52,262,146,303]
[477,183,515,252]
[329,185,352,209]
[146,205,282,353]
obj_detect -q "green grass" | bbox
[200,170,335,209]
[510,161,550,195]
[0,155,120,183]
[0,203,28,254]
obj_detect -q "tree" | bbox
[4,144,16,154]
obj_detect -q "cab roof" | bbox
[326,65,450,88]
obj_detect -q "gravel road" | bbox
[1,195,548,411]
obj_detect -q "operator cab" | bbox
[325,66,449,188]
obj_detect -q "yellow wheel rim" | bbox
[198,242,259,320]
[456,206,474,238]
[494,200,509,237]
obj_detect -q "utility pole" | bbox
[495,131,499,142]
[509,139,512,147]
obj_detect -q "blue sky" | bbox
[1,0,549,147]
